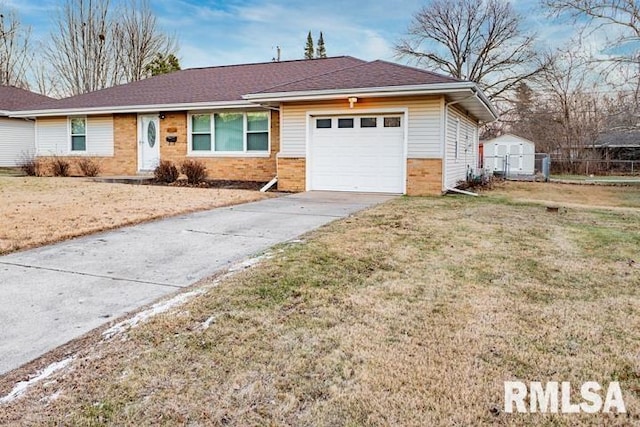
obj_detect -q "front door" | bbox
[139,115,160,171]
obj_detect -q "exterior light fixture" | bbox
[348,97,358,108]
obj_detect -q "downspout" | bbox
[256,103,280,191]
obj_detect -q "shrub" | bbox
[181,160,207,184]
[50,157,71,177]
[154,160,179,183]
[17,152,42,176]
[77,158,101,177]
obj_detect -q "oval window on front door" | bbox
[148,121,157,148]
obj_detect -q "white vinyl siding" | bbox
[280,96,442,158]
[36,116,114,156]
[445,106,478,188]
[86,116,114,156]
[0,117,36,166]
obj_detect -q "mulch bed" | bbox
[163,179,268,191]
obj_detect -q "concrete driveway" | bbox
[0,191,395,375]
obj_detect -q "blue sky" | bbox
[6,0,585,69]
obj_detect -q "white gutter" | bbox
[10,100,261,118]
[243,82,479,102]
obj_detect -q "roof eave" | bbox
[244,82,499,122]
[10,100,261,118]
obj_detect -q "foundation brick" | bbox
[406,158,444,196]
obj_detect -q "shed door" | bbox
[309,115,405,193]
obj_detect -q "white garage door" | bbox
[309,114,405,193]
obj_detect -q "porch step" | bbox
[90,175,155,185]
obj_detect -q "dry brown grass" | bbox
[488,181,640,210]
[1,183,639,426]
[0,177,272,254]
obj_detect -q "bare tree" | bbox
[45,0,178,96]
[545,0,640,100]
[506,45,604,168]
[0,9,32,88]
[113,0,177,82]
[396,0,546,102]
[46,0,114,96]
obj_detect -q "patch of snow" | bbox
[200,316,216,330]
[227,253,271,273]
[102,253,271,340]
[102,289,204,340]
[39,389,62,404]
[0,357,73,405]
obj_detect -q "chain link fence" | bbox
[548,158,639,175]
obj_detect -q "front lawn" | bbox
[1,182,639,426]
[0,177,272,254]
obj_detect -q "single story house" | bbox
[0,86,52,167]
[12,56,498,195]
[592,127,640,161]
[483,133,535,176]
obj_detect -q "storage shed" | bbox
[483,134,535,176]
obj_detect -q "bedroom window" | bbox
[70,117,86,151]
[190,111,269,153]
[246,112,269,151]
[192,115,211,151]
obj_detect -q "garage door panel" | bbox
[309,114,404,193]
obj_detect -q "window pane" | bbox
[247,132,268,151]
[192,114,211,133]
[384,117,401,127]
[71,118,85,135]
[192,134,211,151]
[338,118,354,128]
[71,135,86,151]
[316,118,331,129]
[247,112,268,132]
[361,117,377,128]
[214,113,243,151]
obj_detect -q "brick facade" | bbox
[157,110,279,182]
[37,113,138,176]
[36,110,446,195]
[39,111,279,181]
[276,157,306,192]
[406,158,443,196]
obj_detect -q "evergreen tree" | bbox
[316,32,326,58]
[145,53,181,77]
[304,31,314,59]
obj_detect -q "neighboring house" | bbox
[0,86,53,167]
[592,127,640,160]
[12,57,497,195]
[483,134,535,176]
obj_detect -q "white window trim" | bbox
[68,116,88,154]
[187,111,271,158]
[454,117,460,161]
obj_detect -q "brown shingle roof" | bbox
[255,60,462,94]
[0,86,53,112]
[27,56,367,111]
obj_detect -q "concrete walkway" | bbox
[0,192,395,375]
